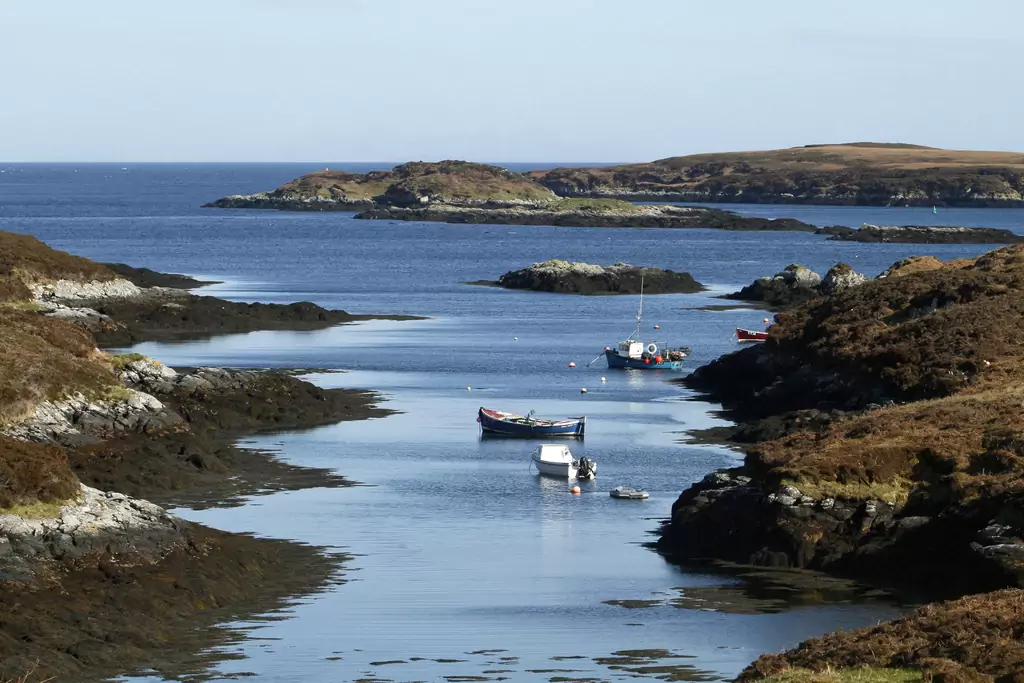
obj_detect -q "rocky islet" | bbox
[489,260,705,295]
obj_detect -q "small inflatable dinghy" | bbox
[610,486,649,500]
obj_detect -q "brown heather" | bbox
[0,309,119,424]
[742,246,1024,508]
[0,435,79,509]
[0,230,116,302]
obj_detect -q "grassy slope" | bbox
[0,231,116,302]
[744,247,1024,506]
[530,143,1024,204]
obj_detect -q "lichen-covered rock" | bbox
[725,264,822,309]
[0,484,186,579]
[31,278,141,302]
[494,260,704,295]
[1,389,178,445]
[819,262,867,295]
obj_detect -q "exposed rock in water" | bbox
[101,262,221,289]
[204,191,375,211]
[724,264,824,309]
[817,224,1024,244]
[492,261,704,295]
[356,202,817,231]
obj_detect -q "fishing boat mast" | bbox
[631,275,644,341]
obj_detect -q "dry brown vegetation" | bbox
[0,435,79,509]
[278,160,556,204]
[743,247,1024,505]
[531,143,1024,206]
[741,589,1024,682]
[0,231,115,302]
[0,310,118,424]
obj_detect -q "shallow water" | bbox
[4,164,1021,681]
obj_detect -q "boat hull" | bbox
[478,408,585,438]
[736,328,769,342]
[604,350,684,370]
[532,457,577,478]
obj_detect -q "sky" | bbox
[2,0,1022,162]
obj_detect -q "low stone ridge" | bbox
[725,262,866,310]
[101,262,221,289]
[356,201,818,231]
[817,223,1024,244]
[493,260,704,295]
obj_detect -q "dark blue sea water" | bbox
[3,164,1022,682]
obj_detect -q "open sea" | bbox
[3,163,1023,682]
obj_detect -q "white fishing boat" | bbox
[530,444,597,479]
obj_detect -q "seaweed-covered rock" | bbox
[494,260,704,295]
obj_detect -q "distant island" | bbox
[529,143,1024,207]
[480,260,704,295]
[204,161,817,232]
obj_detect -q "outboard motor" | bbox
[576,457,597,480]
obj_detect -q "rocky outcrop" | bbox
[0,484,186,580]
[1,389,177,446]
[492,260,704,295]
[818,224,1024,244]
[819,262,868,295]
[726,262,866,310]
[31,278,141,302]
[356,202,817,231]
[658,468,1024,597]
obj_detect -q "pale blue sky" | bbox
[2,0,1021,162]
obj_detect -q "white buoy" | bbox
[568,361,576,368]
[654,324,660,330]
[580,387,588,394]
[514,337,518,341]
[601,377,607,382]
[763,318,770,324]
[466,386,472,391]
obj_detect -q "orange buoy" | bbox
[655,356,662,364]
[643,357,649,364]
[571,486,581,494]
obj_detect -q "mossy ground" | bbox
[757,669,921,683]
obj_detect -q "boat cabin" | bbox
[617,341,644,359]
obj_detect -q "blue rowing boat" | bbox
[478,407,585,438]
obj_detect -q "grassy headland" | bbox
[530,143,1024,207]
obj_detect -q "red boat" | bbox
[736,328,769,342]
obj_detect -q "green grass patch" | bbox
[783,477,912,506]
[0,300,45,312]
[759,667,922,683]
[550,198,641,213]
[107,352,148,370]
[0,496,75,519]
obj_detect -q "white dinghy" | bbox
[530,444,597,480]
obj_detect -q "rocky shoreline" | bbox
[659,246,1024,680]
[817,224,1024,244]
[486,260,704,295]
[0,232,403,681]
